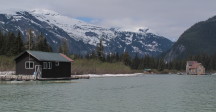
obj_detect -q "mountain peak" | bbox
[31,9,60,16]
[0,8,26,15]
[114,27,150,33]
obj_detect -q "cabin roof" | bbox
[15,50,74,62]
[187,61,203,69]
[190,63,201,69]
[187,61,197,66]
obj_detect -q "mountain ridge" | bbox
[0,9,173,56]
[164,15,216,62]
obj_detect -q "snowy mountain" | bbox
[0,9,173,56]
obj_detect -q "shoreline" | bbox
[81,73,145,78]
[1,71,215,80]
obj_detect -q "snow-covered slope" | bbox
[31,9,115,46]
[0,9,173,56]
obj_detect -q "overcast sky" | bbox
[1,0,216,41]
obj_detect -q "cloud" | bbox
[1,0,216,41]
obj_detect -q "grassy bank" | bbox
[0,56,15,71]
[71,59,135,75]
[0,56,188,75]
[0,56,135,74]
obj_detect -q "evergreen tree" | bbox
[2,33,10,55]
[15,31,24,54]
[6,32,17,56]
[58,39,69,55]
[0,31,4,55]
[35,33,52,52]
[106,53,111,63]
[115,53,120,62]
[96,39,105,61]
[157,58,165,71]
[121,52,131,66]
[131,54,140,69]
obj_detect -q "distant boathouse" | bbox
[186,61,205,75]
[14,50,73,78]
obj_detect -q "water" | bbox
[1,75,216,112]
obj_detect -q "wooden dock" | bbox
[0,75,90,81]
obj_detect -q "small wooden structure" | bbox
[144,69,152,74]
[186,61,205,75]
[14,50,74,78]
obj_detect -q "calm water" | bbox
[1,75,216,112]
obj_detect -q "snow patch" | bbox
[0,21,5,24]
[132,46,143,53]
[88,73,144,78]
[115,26,155,34]
[145,41,160,52]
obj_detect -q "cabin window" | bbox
[25,61,34,69]
[48,62,52,69]
[55,62,59,66]
[43,62,47,69]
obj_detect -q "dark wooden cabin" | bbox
[14,50,74,78]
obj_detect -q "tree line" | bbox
[79,39,216,71]
[0,30,53,56]
[0,30,70,56]
[84,51,216,72]
[0,31,25,56]
[76,39,167,71]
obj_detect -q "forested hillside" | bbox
[164,16,216,62]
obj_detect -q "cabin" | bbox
[186,61,205,75]
[14,50,74,78]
